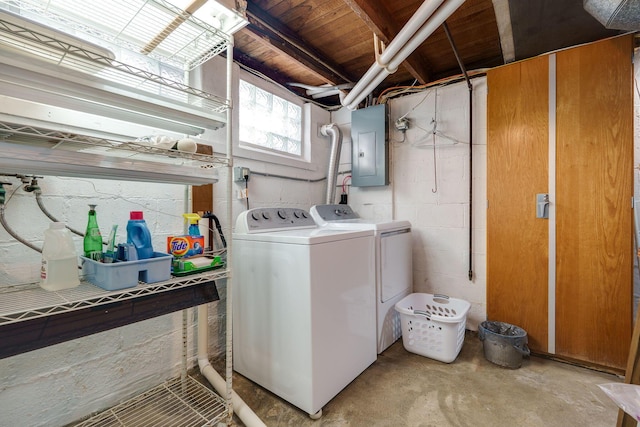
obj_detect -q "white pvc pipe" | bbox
[346,68,390,110]
[341,61,385,107]
[388,0,466,71]
[342,0,446,108]
[377,0,447,65]
[198,305,267,427]
[342,0,465,110]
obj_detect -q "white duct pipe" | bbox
[342,0,465,110]
[197,305,267,427]
[346,68,391,110]
[388,0,465,72]
[377,0,447,65]
[341,0,445,108]
[322,123,343,204]
[341,60,387,108]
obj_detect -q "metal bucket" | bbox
[478,321,530,369]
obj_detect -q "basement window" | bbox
[238,79,303,157]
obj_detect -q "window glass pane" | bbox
[273,97,286,116]
[289,139,301,155]
[255,87,270,109]
[288,103,301,120]
[238,79,303,157]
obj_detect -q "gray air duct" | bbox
[584,0,640,30]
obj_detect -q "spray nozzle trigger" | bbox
[182,213,201,224]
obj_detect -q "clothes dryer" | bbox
[233,207,376,418]
[310,204,413,353]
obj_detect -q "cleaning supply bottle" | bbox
[41,222,80,291]
[183,213,201,236]
[84,204,103,261]
[127,211,153,260]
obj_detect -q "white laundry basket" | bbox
[395,293,470,363]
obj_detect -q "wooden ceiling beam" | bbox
[231,47,295,90]
[243,1,355,86]
[341,0,432,84]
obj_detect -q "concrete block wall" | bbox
[332,78,488,329]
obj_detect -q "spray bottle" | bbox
[167,213,204,258]
[183,213,201,236]
[84,204,103,261]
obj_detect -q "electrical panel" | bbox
[351,104,389,187]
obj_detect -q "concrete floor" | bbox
[226,331,624,427]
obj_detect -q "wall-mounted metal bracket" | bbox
[537,193,550,219]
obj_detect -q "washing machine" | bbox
[310,204,413,354]
[232,207,376,418]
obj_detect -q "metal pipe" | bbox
[224,37,235,424]
[467,84,473,281]
[443,22,473,281]
[34,191,85,237]
[197,37,267,427]
[443,23,471,89]
[0,205,41,253]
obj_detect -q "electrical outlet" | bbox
[395,117,410,132]
[233,166,250,182]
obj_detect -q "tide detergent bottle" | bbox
[126,211,153,259]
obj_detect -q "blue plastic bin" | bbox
[81,252,172,291]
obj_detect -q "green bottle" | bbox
[84,204,103,261]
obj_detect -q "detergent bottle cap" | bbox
[130,211,144,220]
[182,213,201,224]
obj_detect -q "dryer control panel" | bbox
[311,204,359,221]
[236,208,316,233]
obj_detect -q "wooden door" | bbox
[555,35,633,370]
[487,55,550,352]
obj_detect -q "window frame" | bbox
[196,59,329,171]
[233,70,312,168]
[238,78,304,159]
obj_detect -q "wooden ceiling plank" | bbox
[244,1,355,85]
[239,28,336,84]
[232,47,294,89]
[341,0,432,84]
